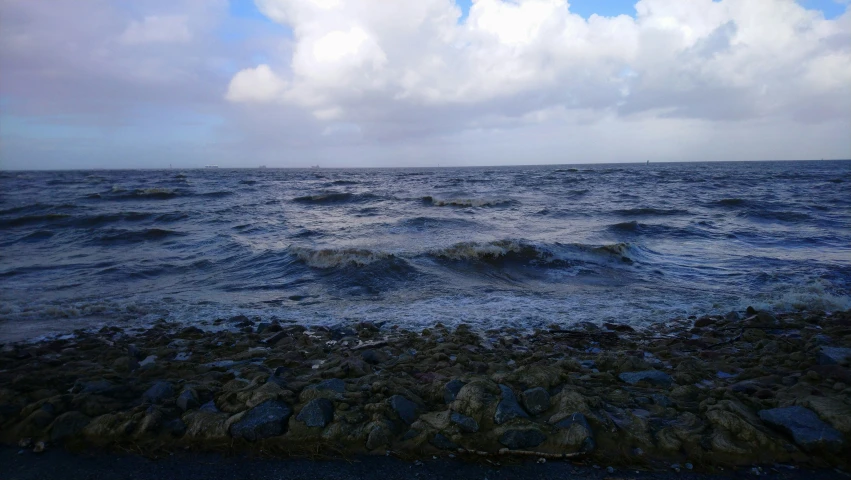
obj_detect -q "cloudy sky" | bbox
[1,0,849,169]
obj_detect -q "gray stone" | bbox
[494,384,529,425]
[818,347,851,366]
[554,412,595,452]
[309,378,346,393]
[758,406,843,452]
[199,400,219,412]
[49,411,91,442]
[499,429,546,449]
[651,394,673,407]
[450,412,479,433]
[176,388,199,412]
[443,379,466,404]
[229,399,292,441]
[142,381,174,404]
[430,433,459,450]
[520,387,550,415]
[296,398,334,428]
[389,395,418,425]
[618,370,673,387]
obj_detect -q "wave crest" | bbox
[289,246,396,268]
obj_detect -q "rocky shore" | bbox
[1,309,849,474]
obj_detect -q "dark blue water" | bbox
[1,161,849,341]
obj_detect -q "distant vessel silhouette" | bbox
[258,165,267,169]
[205,165,219,169]
[310,165,320,169]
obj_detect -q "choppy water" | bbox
[1,161,850,341]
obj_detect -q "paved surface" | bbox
[2,447,846,480]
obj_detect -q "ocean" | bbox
[1,161,849,341]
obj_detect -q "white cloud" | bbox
[120,15,192,45]
[232,0,851,134]
[226,64,287,102]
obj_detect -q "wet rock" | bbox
[142,381,174,404]
[296,398,334,428]
[494,385,529,425]
[499,429,546,449]
[229,399,292,441]
[300,378,346,401]
[430,433,459,450]
[818,347,851,366]
[389,395,418,425]
[443,379,465,404]
[360,349,388,365]
[72,379,112,395]
[176,388,199,412]
[618,370,673,387]
[49,411,91,442]
[520,387,550,415]
[553,412,595,452]
[450,412,479,433]
[758,406,843,452]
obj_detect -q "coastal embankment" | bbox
[1,309,849,475]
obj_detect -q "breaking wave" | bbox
[422,196,517,207]
[293,192,381,205]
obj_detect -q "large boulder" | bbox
[229,400,292,441]
[389,395,419,425]
[520,387,550,415]
[759,406,843,452]
[49,411,91,442]
[494,385,529,425]
[499,429,546,449]
[142,381,174,404]
[552,412,594,452]
[296,398,334,428]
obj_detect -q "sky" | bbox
[0,0,849,169]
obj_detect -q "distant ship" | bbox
[310,165,320,169]
[205,165,219,169]
[258,165,267,169]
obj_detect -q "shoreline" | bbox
[1,308,849,473]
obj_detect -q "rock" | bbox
[758,406,843,452]
[520,387,550,415]
[499,429,546,449]
[366,423,391,450]
[296,398,334,428]
[818,347,851,366]
[33,441,46,453]
[300,379,346,401]
[389,395,418,425]
[443,379,465,404]
[360,349,388,365]
[73,379,112,395]
[142,381,173,404]
[799,396,851,433]
[553,412,595,452]
[618,370,673,387]
[725,311,741,322]
[49,411,91,442]
[229,400,292,441]
[494,385,529,425]
[430,433,459,450]
[164,418,186,437]
[694,317,715,328]
[176,388,199,412]
[450,412,479,433]
[183,411,232,440]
